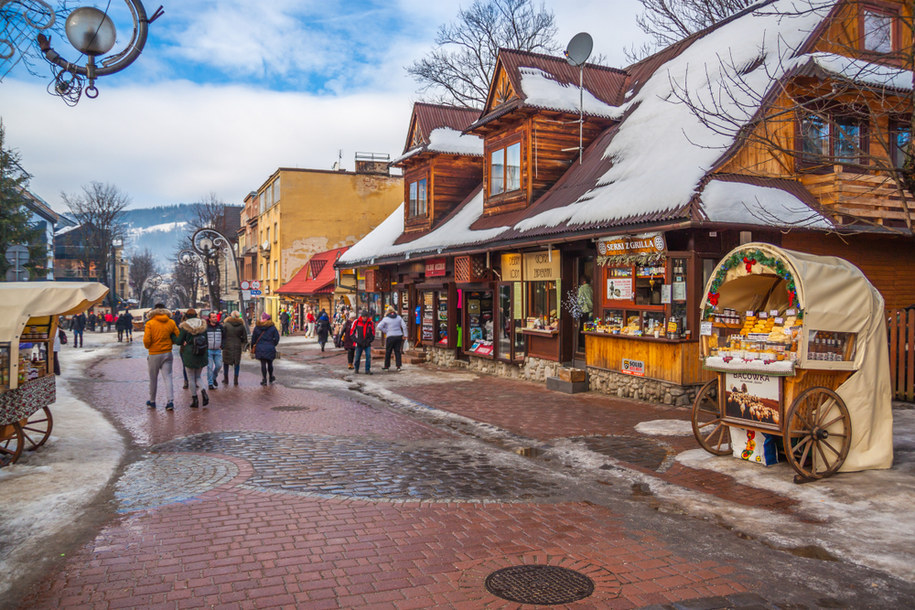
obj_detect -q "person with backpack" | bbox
[143,303,179,411]
[351,309,375,375]
[376,305,408,371]
[175,309,209,408]
[315,309,331,351]
[251,313,280,386]
[222,311,248,386]
[205,311,225,390]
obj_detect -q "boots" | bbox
[233,374,238,386]
[223,372,229,385]
[201,389,209,406]
[190,395,199,408]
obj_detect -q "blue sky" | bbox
[1,1,649,211]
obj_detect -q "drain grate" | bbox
[484,564,594,605]
[270,406,312,412]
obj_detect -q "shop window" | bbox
[861,8,895,53]
[437,290,449,346]
[420,291,435,345]
[490,142,521,196]
[465,290,494,356]
[409,178,428,217]
[635,264,665,306]
[525,281,558,330]
[498,283,525,360]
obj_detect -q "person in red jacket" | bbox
[351,310,375,374]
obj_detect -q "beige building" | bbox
[252,155,402,318]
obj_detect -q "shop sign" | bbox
[522,251,560,280]
[607,277,633,300]
[597,233,666,257]
[425,257,447,277]
[501,253,522,281]
[621,358,645,377]
[724,372,781,426]
[469,340,494,356]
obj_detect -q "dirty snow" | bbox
[0,339,125,597]
[635,419,694,436]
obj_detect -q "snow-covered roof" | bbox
[699,179,833,229]
[791,52,913,92]
[518,67,621,118]
[391,127,484,165]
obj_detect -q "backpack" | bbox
[192,332,208,356]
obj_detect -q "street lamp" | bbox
[191,228,248,335]
[37,0,164,105]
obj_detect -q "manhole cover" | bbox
[484,564,594,605]
[271,406,312,412]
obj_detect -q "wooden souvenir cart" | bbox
[691,244,894,482]
[0,282,108,467]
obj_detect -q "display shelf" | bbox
[703,356,795,376]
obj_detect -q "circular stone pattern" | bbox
[115,454,239,512]
[485,564,595,605]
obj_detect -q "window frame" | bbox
[890,119,911,169]
[408,176,429,218]
[486,134,524,205]
[796,108,869,171]
[858,3,899,54]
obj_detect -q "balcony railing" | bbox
[800,165,915,227]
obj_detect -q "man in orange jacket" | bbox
[143,303,179,411]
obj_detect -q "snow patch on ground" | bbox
[0,338,125,597]
[635,419,694,436]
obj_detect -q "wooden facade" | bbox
[403,154,482,234]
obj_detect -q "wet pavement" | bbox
[5,334,915,608]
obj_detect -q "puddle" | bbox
[786,545,839,562]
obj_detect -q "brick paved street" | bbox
[6,336,915,608]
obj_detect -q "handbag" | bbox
[249,333,262,359]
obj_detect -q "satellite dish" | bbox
[564,32,593,67]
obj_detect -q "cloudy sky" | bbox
[1,1,650,212]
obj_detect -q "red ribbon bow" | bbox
[743,257,756,272]
[708,292,719,306]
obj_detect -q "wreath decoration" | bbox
[703,248,802,320]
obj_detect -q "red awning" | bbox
[277,246,349,296]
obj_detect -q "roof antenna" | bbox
[563,32,593,165]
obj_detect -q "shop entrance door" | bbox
[573,255,595,364]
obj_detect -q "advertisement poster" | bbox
[724,372,781,426]
[607,277,633,300]
[673,281,687,301]
[621,358,645,376]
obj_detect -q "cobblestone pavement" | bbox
[12,338,915,609]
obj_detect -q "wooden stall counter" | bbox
[584,331,713,385]
[521,328,560,362]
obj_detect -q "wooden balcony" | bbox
[800,166,915,227]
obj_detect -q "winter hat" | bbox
[185,308,198,318]
[360,309,371,317]
[261,313,271,321]
[386,306,396,314]
[348,312,357,320]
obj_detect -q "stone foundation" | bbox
[427,346,459,368]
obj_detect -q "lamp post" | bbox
[191,228,247,334]
[37,0,164,105]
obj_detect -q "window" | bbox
[265,227,270,243]
[862,8,894,53]
[273,177,280,203]
[274,260,278,279]
[409,178,427,217]
[489,142,521,196]
[891,123,911,168]
[798,112,866,167]
[273,222,278,243]
[525,281,558,329]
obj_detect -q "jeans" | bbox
[353,344,371,372]
[207,349,223,386]
[187,367,203,394]
[383,336,403,369]
[73,329,83,347]
[223,362,240,381]
[147,352,174,403]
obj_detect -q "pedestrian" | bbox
[105,312,113,332]
[71,311,85,347]
[53,319,65,375]
[251,313,280,386]
[341,312,357,369]
[315,309,331,351]
[172,309,182,327]
[87,311,97,332]
[222,310,248,386]
[116,312,127,342]
[306,308,316,337]
[205,311,225,390]
[143,303,178,411]
[280,309,291,336]
[351,309,375,375]
[124,309,134,342]
[176,308,209,408]
[376,305,408,371]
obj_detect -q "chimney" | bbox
[354,152,390,176]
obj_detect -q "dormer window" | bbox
[409,177,428,217]
[861,6,896,53]
[798,111,867,168]
[490,141,521,196]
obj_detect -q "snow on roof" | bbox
[390,127,484,165]
[700,179,833,229]
[54,224,81,236]
[514,0,836,233]
[518,67,622,118]
[792,52,913,92]
[338,190,510,266]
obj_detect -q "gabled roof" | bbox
[277,247,348,296]
[472,48,629,129]
[393,103,484,165]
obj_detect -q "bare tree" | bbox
[171,240,200,308]
[186,193,231,310]
[407,0,560,108]
[62,181,129,307]
[628,0,756,60]
[128,249,159,308]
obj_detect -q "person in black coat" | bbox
[315,309,331,352]
[71,312,86,347]
[339,312,357,369]
[251,313,280,386]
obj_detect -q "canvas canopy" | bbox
[0,282,109,342]
[699,243,892,472]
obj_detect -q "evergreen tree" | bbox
[0,121,44,280]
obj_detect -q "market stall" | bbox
[692,243,892,481]
[0,282,108,467]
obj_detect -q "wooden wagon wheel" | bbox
[22,406,53,451]
[691,378,731,455]
[0,422,24,467]
[783,387,851,482]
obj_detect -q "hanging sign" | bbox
[425,257,447,277]
[522,251,560,280]
[501,253,522,281]
[597,233,666,257]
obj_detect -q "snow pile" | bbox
[701,179,834,228]
[515,0,837,231]
[519,67,621,118]
[794,52,914,92]
[635,419,694,436]
[427,127,484,156]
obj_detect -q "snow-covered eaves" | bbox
[790,52,913,92]
[519,67,622,118]
[337,190,510,267]
[699,178,834,229]
[390,128,484,165]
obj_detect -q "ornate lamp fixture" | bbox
[37,0,162,105]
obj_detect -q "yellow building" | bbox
[253,156,402,319]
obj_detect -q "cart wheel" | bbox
[691,379,731,455]
[22,406,53,451]
[0,422,24,468]
[784,387,851,481]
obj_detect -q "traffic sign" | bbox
[250,289,262,296]
[240,280,250,290]
[251,280,261,289]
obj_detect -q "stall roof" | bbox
[0,282,108,341]
[277,247,349,296]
